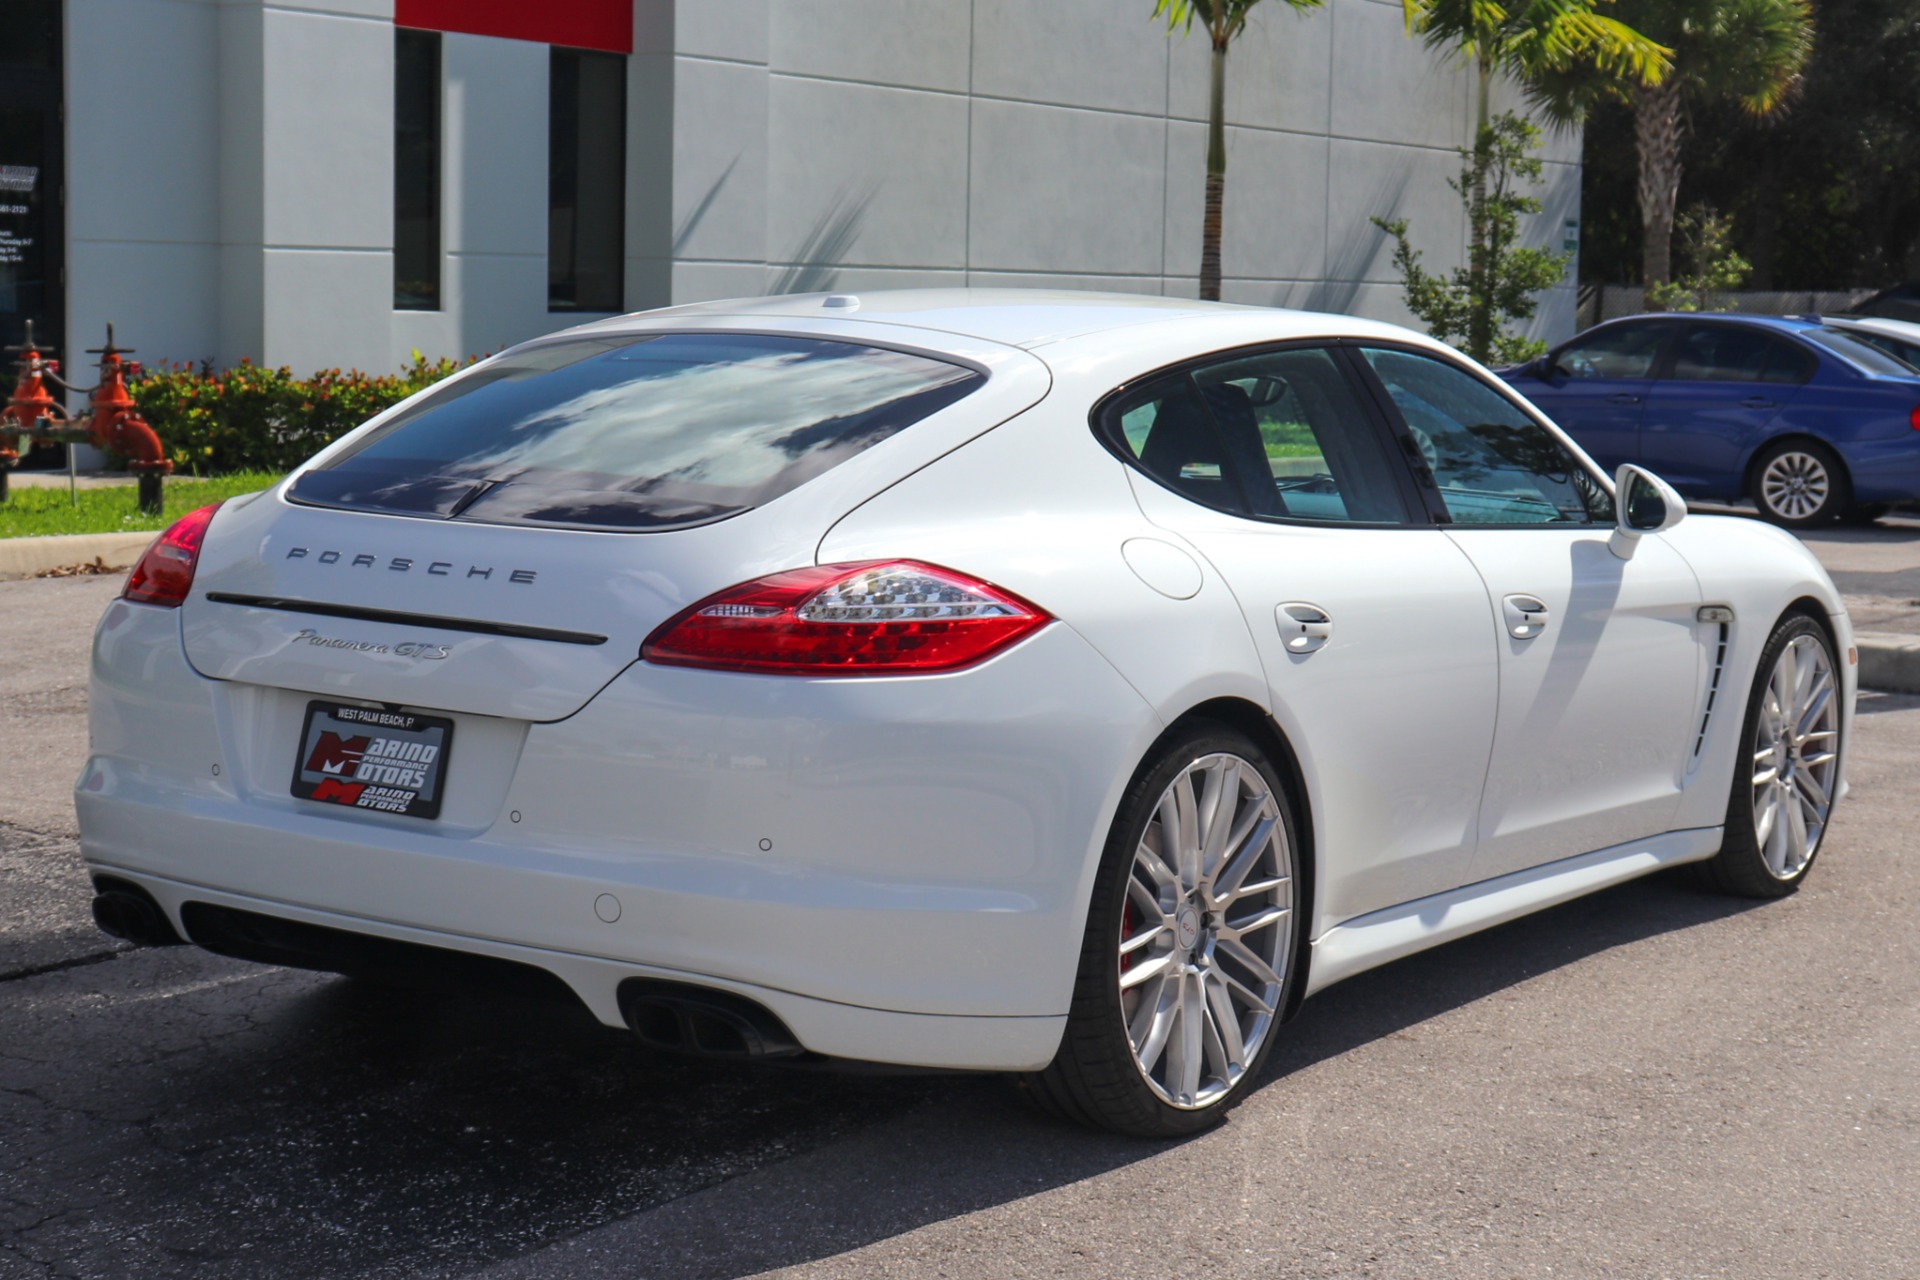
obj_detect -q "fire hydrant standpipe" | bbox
[1,322,174,514]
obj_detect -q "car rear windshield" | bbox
[1806,328,1920,377]
[288,333,985,531]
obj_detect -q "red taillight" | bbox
[643,560,1052,676]
[1911,404,1920,431]
[122,503,221,607]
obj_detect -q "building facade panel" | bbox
[966,99,1167,276]
[769,0,970,94]
[259,6,394,252]
[970,0,1169,118]
[440,34,548,258]
[1164,121,1331,284]
[36,0,1582,397]
[667,56,769,266]
[1165,3,1333,136]
[1328,0,1470,151]
[765,76,970,275]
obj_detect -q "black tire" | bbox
[1019,720,1302,1138]
[1690,614,1842,897]
[1750,440,1850,528]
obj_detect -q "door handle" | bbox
[1740,397,1776,410]
[1502,594,1549,640]
[1608,393,1641,405]
[1278,602,1333,653]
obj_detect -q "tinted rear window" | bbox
[1805,329,1920,378]
[289,333,984,531]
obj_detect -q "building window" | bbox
[548,47,625,313]
[394,28,441,311]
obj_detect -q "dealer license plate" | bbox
[291,701,454,819]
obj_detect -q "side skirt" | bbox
[1303,826,1723,998]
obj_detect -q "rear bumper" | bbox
[78,601,1158,1070]
[93,869,1065,1070]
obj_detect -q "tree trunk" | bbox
[1201,38,1227,302]
[1467,59,1493,363]
[1635,77,1683,295]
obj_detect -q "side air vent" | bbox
[1692,620,1732,760]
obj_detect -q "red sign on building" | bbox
[395,0,633,55]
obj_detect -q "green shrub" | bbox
[129,352,469,475]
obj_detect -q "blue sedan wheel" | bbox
[1752,440,1848,528]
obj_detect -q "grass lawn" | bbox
[0,472,282,539]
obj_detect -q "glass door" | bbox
[1,0,65,468]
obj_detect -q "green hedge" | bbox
[129,353,469,474]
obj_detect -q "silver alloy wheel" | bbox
[1119,752,1293,1110]
[1759,450,1832,522]
[1751,634,1840,880]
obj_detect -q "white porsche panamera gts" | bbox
[80,291,1853,1136]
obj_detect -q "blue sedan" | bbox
[1502,313,1920,526]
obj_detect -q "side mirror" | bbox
[1533,354,1561,380]
[1609,464,1686,559]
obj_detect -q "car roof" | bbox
[1593,312,1821,335]
[605,288,1430,351]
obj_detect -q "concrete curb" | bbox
[1856,632,1920,695]
[0,531,154,582]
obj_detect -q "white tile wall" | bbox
[62,0,1584,382]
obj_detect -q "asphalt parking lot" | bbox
[3,522,1918,1279]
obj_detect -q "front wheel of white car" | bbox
[1692,615,1842,897]
[1021,722,1301,1137]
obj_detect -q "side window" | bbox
[1759,340,1818,385]
[1103,347,1415,524]
[1111,375,1256,516]
[1670,325,1774,382]
[1359,347,1613,526]
[1552,324,1668,379]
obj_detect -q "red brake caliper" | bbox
[1119,899,1137,973]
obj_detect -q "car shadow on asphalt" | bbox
[29,874,1760,1280]
[463,873,1769,1279]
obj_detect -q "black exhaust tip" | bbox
[617,978,806,1059]
[90,877,184,947]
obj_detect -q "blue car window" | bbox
[1759,341,1817,385]
[1552,324,1668,379]
[1808,328,1920,377]
[1671,326,1775,382]
[1361,348,1612,526]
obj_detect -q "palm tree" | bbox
[1593,0,1813,288]
[1403,0,1673,139]
[1400,1,1670,351]
[1155,0,1325,302]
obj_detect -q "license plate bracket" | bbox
[291,701,454,819]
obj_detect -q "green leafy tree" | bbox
[1154,0,1325,301]
[1373,112,1573,364]
[1402,0,1673,136]
[1541,0,1811,289]
[1396,3,1668,354]
[1577,0,1919,291]
[1644,204,1751,310]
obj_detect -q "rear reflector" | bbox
[643,561,1051,675]
[123,503,221,607]
[1910,405,1920,431]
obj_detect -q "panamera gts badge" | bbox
[292,629,451,660]
[284,546,536,584]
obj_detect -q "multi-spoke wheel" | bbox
[1023,722,1300,1136]
[1751,440,1848,528]
[1694,615,1844,897]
